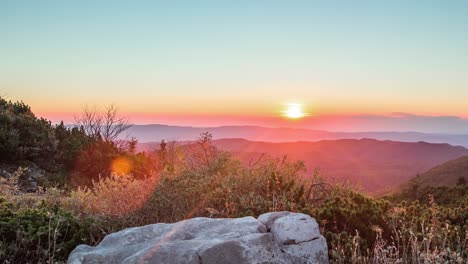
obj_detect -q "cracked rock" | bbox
[68,212,329,264]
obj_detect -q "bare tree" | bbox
[75,105,103,139]
[75,104,132,143]
[101,104,132,142]
[185,132,218,170]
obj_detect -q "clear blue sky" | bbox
[1,0,468,131]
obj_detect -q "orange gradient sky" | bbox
[2,1,468,132]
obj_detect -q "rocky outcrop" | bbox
[68,212,328,264]
[0,165,45,193]
[17,165,44,192]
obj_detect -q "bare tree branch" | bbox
[249,153,265,167]
[102,104,132,142]
[75,104,132,143]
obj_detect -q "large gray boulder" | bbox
[68,212,329,264]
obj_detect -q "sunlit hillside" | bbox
[139,138,468,194]
[403,155,468,188]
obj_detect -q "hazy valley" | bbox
[138,136,468,194]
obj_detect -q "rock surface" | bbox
[18,165,44,192]
[68,212,329,264]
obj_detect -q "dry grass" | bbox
[329,195,467,263]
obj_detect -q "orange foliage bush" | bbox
[69,174,158,216]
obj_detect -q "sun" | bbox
[283,103,306,119]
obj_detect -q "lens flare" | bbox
[111,156,132,175]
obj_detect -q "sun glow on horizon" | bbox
[283,103,306,119]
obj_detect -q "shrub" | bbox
[0,196,99,263]
[69,174,158,218]
[0,98,55,162]
[313,188,391,252]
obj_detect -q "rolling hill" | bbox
[403,155,468,188]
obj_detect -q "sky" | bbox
[1,0,468,132]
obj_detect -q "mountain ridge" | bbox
[125,124,468,147]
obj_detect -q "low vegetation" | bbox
[1,98,467,263]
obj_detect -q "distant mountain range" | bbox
[126,124,468,147]
[138,137,468,195]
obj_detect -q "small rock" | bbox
[268,213,321,244]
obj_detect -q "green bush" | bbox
[0,196,101,263]
[0,98,55,162]
[312,189,391,250]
